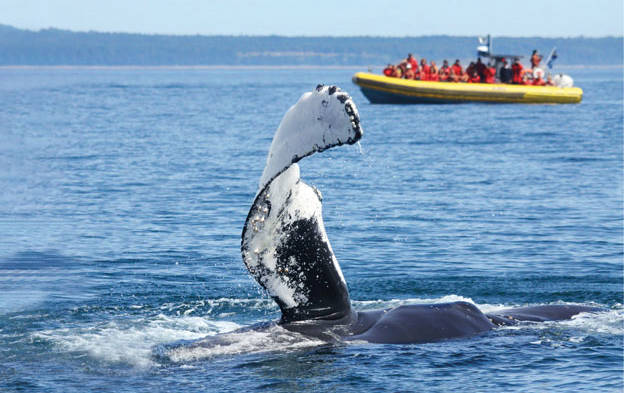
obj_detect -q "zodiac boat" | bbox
[352,72,583,104]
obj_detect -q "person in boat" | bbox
[530,49,542,69]
[383,64,395,77]
[439,60,451,82]
[532,68,546,86]
[483,62,496,83]
[451,59,463,82]
[429,60,438,78]
[406,53,418,71]
[511,58,524,84]
[392,64,403,78]
[403,63,415,80]
[420,58,430,80]
[499,58,513,84]
[475,58,487,83]
[428,67,440,82]
[521,70,533,85]
[467,67,481,83]
[464,62,476,83]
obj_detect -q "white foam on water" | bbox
[166,325,324,363]
[352,294,484,310]
[33,314,241,368]
[560,307,623,336]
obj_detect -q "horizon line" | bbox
[1,65,622,70]
[2,24,622,40]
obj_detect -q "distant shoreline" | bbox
[0,64,622,70]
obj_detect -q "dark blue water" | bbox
[1,67,622,392]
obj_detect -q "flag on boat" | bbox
[546,48,558,69]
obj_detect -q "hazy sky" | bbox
[1,0,622,37]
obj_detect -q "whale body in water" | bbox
[163,84,601,359]
[236,84,601,344]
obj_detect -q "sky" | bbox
[1,0,622,37]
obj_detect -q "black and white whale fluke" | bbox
[238,84,601,344]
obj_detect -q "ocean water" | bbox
[0,66,622,392]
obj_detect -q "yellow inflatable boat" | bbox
[352,72,583,104]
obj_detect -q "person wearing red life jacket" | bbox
[511,58,524,84]
[429,61,438,78]
[429,71,440,82]
[383,64,394,77]
[532,68,546,85]
[420,58,430,80]
[439,59,451,81]
[404,64,415,80]
[484,65,496,83]
[406,53,418,71]
[412,64,421,80]
[451,59,463,80]
[468,69,481,83]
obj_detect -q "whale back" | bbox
[242,164,351,322]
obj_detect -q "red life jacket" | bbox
[511,63,524,84]
[476,62,486,80]
[421,64,430,79]
[469,74,481,83]
[485,67,496,83]
[429,72,439,82]
[439,66,450,81]
[383,67,393,77]
[452,64,463,76]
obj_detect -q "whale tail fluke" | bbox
[242,85,361,324]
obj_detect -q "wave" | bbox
[33,314,241,368]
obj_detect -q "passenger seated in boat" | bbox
[484,63,496,83]
[439,60,451,81]
[464,62,476,83]
[532,68,546,86]
[475,58,487,82]
[403,63,415,80]
[468,68,481,83]
[406,53,418,70]
[392,65,403,78]
[383,64,395,77]
[499,58,513,84]
[521,70,533,85]
[429,61,438,77]
[451,59,463,82]
[420,58,430,80]
[511,58,524,84]
[530,50,542,69]
[545,74,554,86]
[429,69,440,81]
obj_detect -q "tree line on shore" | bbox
[0,24,621,66]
